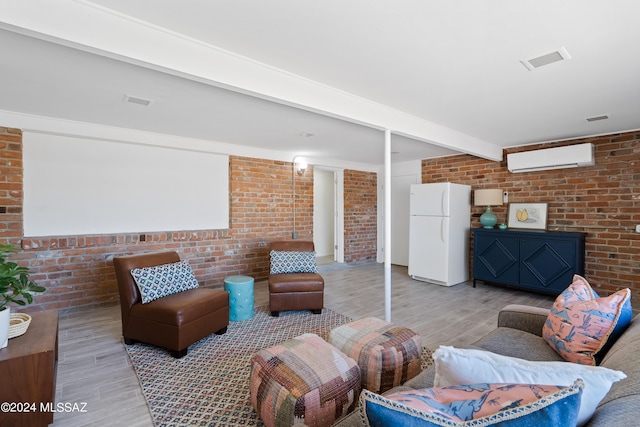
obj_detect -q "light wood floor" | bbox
[51,262,557,426]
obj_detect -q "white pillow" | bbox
[433,346,626,426]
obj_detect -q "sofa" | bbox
[334,304,640,427]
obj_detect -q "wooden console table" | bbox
[0,310,59,426]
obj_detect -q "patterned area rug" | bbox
[125,306,434,426]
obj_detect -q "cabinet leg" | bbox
[473,279,476,288]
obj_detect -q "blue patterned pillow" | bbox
[270,250,318,274]
[360,380,583,427]
[130,260,199,304]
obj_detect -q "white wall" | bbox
[23,131,229,236]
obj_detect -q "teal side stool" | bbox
[224,275,254,321]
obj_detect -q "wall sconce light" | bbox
[474,188,503,228]
[296,161,307,176]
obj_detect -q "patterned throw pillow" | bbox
[432,346,626,427]
[130,260,199,304]
[543,274,632,365]
[360,380,584,427]
[269,250,318,274]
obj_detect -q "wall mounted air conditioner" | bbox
[507,143,594,173]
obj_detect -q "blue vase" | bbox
[480,206,497,228]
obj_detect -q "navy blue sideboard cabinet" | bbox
[473,228,586,295]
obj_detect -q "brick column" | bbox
[0,127,24,242]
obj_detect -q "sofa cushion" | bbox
[433,346,626,426]
[587,395,640,427]
[130,260,199,304]
[129,287,229,326]
[360,380,583,427]
[268,272,324,293]
[269,250,318,274]
[473,327,565,362]
[403,365,437,390]
[596,314,640,409]
[542,275,632,365]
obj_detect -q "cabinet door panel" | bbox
[474,234,519,286]
[519,238,577,293]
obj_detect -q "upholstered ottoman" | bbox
[328,317,422,394]
[250,333,361,427]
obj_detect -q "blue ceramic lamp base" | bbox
[480,206,497,228]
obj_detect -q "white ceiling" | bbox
[1,1,639,166]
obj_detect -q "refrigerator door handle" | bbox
[440,218,445,243]
[441,191,446,216]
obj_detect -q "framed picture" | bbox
[508,203,548,230]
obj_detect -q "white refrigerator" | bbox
[408,182,471,286]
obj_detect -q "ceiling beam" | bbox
[0,0,503,161]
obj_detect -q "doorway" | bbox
[313,167,344,264]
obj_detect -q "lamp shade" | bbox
[474,189,503,206]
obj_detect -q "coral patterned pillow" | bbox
[543,275,632,365]
[360,380,583,427]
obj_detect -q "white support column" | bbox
[384,129,392,322]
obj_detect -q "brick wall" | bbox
[0,126,327,313]
[0,127,23,239]
[344,169,378,263]
[421,131,640,299]
[4,125,636,310]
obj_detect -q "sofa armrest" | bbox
[497,305,550,337]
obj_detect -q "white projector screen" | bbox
[23,132,229,237]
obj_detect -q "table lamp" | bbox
[474,189,503,228]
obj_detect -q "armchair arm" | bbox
[497,304,551,337]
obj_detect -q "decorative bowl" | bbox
[8,312,31,339]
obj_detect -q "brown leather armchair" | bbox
[268,241,324,317]
[113,251,229,358]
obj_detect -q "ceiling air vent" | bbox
[124,95,152,106]
[520,47,571,71]
[586,115,609,122]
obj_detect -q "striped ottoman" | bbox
[249,333,361,427]
[328,317,422,394]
